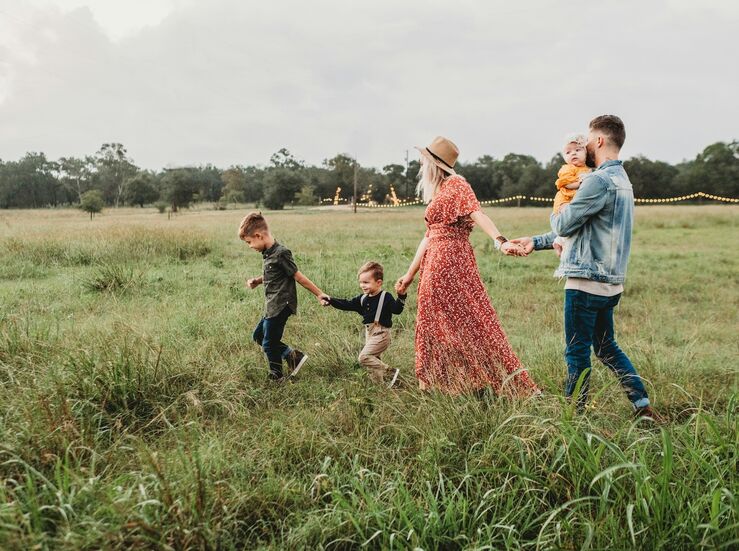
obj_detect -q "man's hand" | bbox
[501,241,527,256]
[510,236,534,255]
[553,242,563,258]
[246,277,261,289]
[318,293,331,306]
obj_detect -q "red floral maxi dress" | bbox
[415,175,539,395]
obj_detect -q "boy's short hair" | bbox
[589,115,626,149]
[358,261,383,281]
[238,212,269,239]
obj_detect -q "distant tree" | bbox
[0,152,61,208]
[295,184,318,206]
[624,156,679,198]
[674,141,739,198]
[535,154,564,199]
[383,164,406,199]
[243,166,267,203]
[263,168,306,210]
[161,169,199,211]
[323,154,358,200]
[497,153,542,199]
[457,155,499,200]
[58,156,94,203]
[94,143,138,207]
[221,167,247,203]
[404,159,421,198]
[363,168,389,203]
[80,190,104,219]
[191,165,223,202]
[124,172,159,207]
[270,148,304,170]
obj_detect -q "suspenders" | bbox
[360,291,387,325]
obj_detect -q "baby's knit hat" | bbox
[562,133,588,154]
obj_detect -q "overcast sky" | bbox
[1,0,736,169]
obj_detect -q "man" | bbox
[509,115,659,420]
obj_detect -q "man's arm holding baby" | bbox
[551,174,608,237]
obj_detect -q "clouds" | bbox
[0,0,736,169]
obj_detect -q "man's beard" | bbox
[585,146,597,168]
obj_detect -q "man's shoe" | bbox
[634,405,664,423]
[388,368,400,388]
[286,350,308,377]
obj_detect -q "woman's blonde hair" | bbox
[416,157,451,203]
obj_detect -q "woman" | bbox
[395,136,540,396]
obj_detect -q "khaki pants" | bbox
[358,324,393,383]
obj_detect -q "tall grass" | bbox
[0,205,736,549]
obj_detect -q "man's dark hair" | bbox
[589,115,626,149]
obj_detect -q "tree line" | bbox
[0,141,736,211]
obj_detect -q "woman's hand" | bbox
[395,273,414,295]
[500,241,527,256]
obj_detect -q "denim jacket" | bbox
[533,160,633,284]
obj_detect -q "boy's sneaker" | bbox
[286,350,308,377]
[388,368,400,388]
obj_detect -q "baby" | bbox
[553,134,591,255]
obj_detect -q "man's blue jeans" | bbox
[252,306,293,379]
[564,290,649,409]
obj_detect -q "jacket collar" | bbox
[595,159,622,171]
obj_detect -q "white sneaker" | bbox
[388,368,400,388]
[287,350,308,377]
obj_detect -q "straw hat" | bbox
[415,136,458,175]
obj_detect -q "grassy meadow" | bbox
[0,204,737,550]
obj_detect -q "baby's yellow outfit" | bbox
[553,164,591,213]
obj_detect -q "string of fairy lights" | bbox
[320,190,739,208]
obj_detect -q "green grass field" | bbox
[0,205,737,550]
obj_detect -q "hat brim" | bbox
[415,146,456,176]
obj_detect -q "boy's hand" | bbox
[318,293,331,306]
[553,242,563,258]
[246,277,261,289]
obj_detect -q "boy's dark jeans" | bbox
[564,289,649,409]
[252,306,293,379]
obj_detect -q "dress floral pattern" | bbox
[415,175,539,395]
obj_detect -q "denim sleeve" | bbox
[533,232,557,250]
[550,174,608,237]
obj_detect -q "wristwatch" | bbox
[496,236,508,244]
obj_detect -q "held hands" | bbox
[500,241,527,256]
[318,293,331,306]
[395,273,413,295]
[506,237,534,256]
[553,242,563,258]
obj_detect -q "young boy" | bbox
[323,261,406,387]
[553,134,592,255]
[239,212,328,381]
